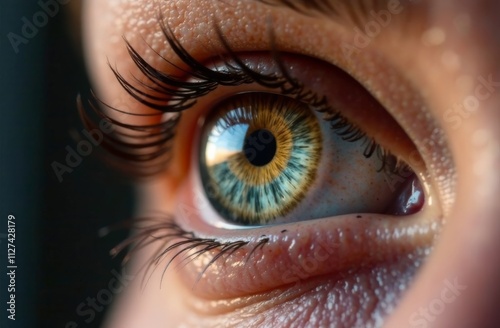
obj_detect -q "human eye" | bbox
[83,1,456,327]
[99,24,426,225]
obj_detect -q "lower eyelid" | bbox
[162,167,440,299]
[170,218,436,300]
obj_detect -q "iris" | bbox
[200,92,322,225]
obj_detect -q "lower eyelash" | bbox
[104,215,269,288]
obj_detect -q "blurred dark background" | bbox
[1,2,134,327]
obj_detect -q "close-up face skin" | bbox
[82,0,500,327]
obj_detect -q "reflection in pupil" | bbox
[243,129,277,167]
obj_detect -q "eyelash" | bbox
[85,19,408,282]
[79,19,400,177]
[106,216,269,288]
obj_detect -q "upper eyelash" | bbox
[78,94,180,176]
[79,17,402,176]
[78,20,321,176]
[113,19,326,112]
[103,215,269,288]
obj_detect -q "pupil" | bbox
[243,129,277,167]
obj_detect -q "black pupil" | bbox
[243,129,277,167]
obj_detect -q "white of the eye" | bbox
[271,119,400,225]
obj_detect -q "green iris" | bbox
[199,92,322,225]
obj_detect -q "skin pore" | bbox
[83,0,500,327]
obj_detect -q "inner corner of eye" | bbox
[192,84,424,227]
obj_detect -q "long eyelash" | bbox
[79,16,399,176]
[103,215,269,288]
[116,18,324,112]
[77,93,180,176]
[78,19,318,176]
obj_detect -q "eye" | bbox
[190,54,425,227]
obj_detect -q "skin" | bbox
[83,0,500,327]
